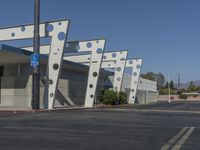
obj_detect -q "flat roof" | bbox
[0,44,113,75]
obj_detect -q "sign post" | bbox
[32,0,40,110]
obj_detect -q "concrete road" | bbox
[0,102,200,150]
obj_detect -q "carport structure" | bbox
[0,19,143,109]
[65,52,143,104]
[0,44,95,108]
[24,39,106,108]
[0,19,70,109]
[25,42,143,106]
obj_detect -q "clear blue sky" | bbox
[0,0,200,83]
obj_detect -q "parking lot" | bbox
[0,101,200,150]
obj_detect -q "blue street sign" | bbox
[31,53,39,67]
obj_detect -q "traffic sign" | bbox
[31,53,39,67]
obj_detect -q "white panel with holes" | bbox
[22,39,105,108]
[64,54,91,63]
[0,19,70,110]
[113,60,127,92]
[83,40,105,107]
[65,50,128,93]
[100,61,115,68]
[63,39,106,107]
[44,20,69,109]
[0,24,45,40]
[127,59,143,104]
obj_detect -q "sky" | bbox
[0,0,200,83]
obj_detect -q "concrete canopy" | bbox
[0,44,83,72]
[0,44,113,76]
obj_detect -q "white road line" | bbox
[160,127,188,150]
[171,127,195,150]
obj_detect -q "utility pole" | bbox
[32,0,40,109]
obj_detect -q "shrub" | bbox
[102,90,118,105]
[159,88,168,95]
[179,94,188,100]
[193,94,198,98]
[159,88,176,95]
[118,91,127,104]
[97,89,105,103]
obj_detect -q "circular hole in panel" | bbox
[96,40,99,43]
[90,94,94,98]
[58,32,66,41]
[49,79,53,85]
[129,60,133,65]
[112,53,117,58]
[11,33,15,37]
[103,55,107,60]
[133,72,137,76]
[21,26,26,32]
[93,72,98,77]
[117,77,121,81]
[58,22,62,25]
[57,48,60,51]
[121,58,125,61]
[50,93,54,97]
[132,96,135,99]
[97,48,103,53]
[86,42,92,48]
[116,67,121,72]
[115,87,117,90]
[47,24,54,32]
[53,63,59,70]
[108,64,111,66]
[113,60,116,64]
[88,57,91,60]
[89,84,93,88]
[136,64,141,69]
[132,89,134,92]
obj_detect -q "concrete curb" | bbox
[2,103,200,115]
[0,106,93,114]
[101,108,200,114]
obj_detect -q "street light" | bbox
[168,74,171,103]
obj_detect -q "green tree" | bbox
[165,82,169,88]
[159,87,176,95]
[196,86,200,91]
[141,72,166,90]
[177,88,187,95]
[169,80,175,90]
[141,72,156,81]
[159,88,168,95]
[157,72,165,90]
[188,81,196,92]
[159,80,176,95]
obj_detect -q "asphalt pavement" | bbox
[0,101,200,150]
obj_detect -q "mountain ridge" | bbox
[175,80,200,89]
